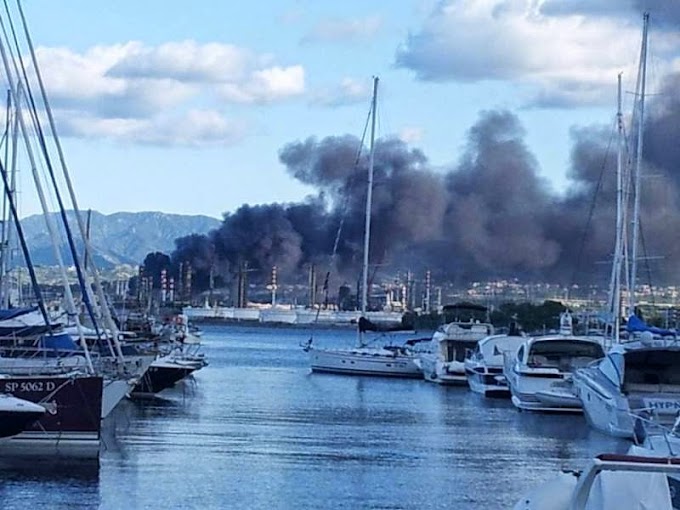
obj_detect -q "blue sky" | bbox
[7,0,680,219]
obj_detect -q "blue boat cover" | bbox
[40,332,80,351]
[0,306,39,321]
[626,314,676,337]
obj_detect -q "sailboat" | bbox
[573,13,680,438]
[305,77,422,378]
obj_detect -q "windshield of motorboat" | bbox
[596,354,623,388]
[623,349,680,390]
[527,340,604,370]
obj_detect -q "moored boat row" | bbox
[0,311,208,459]
[306,308,680,508]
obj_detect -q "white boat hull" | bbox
[466,368,509,397]
[574,376,635,438]
[420,355,467,385]
[308,348,422,378]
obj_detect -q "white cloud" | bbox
[220,65,305,104]
[395,0,680,107]
[311,77,372,107]
[29,41,304,144]
[107,41,263,83]
[398,127,424,144]
[58,109,245,147]
[302,15,383,43]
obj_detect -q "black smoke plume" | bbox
[172,73,680,294]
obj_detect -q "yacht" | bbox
[464,327,525,397]
[419,318,494,385]
[573,334,680,438]
[504,313,604,412]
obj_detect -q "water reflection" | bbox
[2,325,635,509]
[0,457,100,510]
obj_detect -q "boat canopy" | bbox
[0,306,38,321]
[626,314,676,337]
[39,332,80,352]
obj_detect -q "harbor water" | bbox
[1,324,629,509]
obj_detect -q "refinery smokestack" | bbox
[308,264,317,308]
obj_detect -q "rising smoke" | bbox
[172,73,680,290]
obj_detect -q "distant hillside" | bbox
[19,211,221,267]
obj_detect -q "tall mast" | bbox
[629,12,649,315]
[361,76,378,315]
[15,0,124,361]
[608,73,624,344]
[0,89,9,305]
[0,21,95,373]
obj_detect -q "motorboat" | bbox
[504,313,604,412]
[0,393,45,438]
[419,319,494,385]
[573,336,680,438]
[514,452,680,509]
[464,328,525,397]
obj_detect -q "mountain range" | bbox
[17,211,221,268]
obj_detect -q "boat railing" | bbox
[571,453,680,509]
[0,355,92,375]
[0,342,108,376]
[628,408,680,452]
